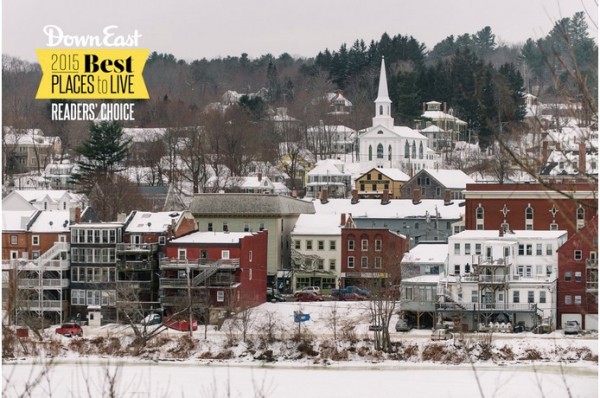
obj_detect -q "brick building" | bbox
[464,181,597,237]
[340,226,408,290]
[557,216,598,330]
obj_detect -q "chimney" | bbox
[542,141,548,163]
[341,213,346,227]
[499,226,504,237]
[555,142,561,151]
[320,188,329,204]
[381,189,390,205]
[257,172,262,182]
[412,188,422,205]
[351,189,359,204]
[69,207,82,223]
[579,142,586,174]
[444,190,453,206]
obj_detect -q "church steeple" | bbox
[372,57,393,129]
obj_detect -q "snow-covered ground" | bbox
[3,302,598,398]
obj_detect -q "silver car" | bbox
[564,320,581,335]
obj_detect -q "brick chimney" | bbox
[579,142,586,174]
[257,172,262,182]
[320,188,329,204]
[444,190,453,206]
[351,189,359,204]
[341,213,346,227]
[381,189,390,205]
[499,226,504,237]
[412,188,422,205]
[69,207,82,223]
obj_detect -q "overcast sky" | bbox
[3,0,598,63]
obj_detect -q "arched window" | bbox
[388,145,392,161]
[377,143,384,159]
[404,141,410,158]
[577,206,585,230]
[379,105,383,115]
[525,205,534,230]
[368,145,372,161]
[476,205,484,230]
[419,142,423,159]
[412,141,416,159]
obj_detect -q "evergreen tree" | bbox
[73,121,130,187]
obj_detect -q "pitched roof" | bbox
[2,210,37,231]
[170,231,253,244]
[312,198,463,219]
[125,210,192,233]
[418,169,475,189]
[29,210,71,232]
[189,194,315,216]
[292,214,342,235]
[359,167,410,182]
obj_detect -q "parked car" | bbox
[336,292,366,301]
[299,286,321,294]
[532,323,551,334]
[331,286,369,298]
[564,320,582,335]
[164,318,198,331]
[141,313,162,326]
[295,291,325,302]
[267,288,286,302]
[431,328,453,341]
[55,322,83,337]
[395,318,411,332]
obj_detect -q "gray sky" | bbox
[3,0,598,62]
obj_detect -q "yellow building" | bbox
[355,167,410,199]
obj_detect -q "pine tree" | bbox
[73,120,130,187]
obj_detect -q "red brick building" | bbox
[464,182,597,237]
[340,227,408,290]
[161,230,268,322]
[557,216,598,330]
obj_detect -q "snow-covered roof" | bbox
[401,243,448,264]
[451,230,568,240]
[421,169,475,189]
[312,198,464,220]
[125,211,188,233]
[29,210,71,233]
[292,214,342,235]
[420,125,445,133]
[361,167,410,182]
[421,110,467,125]
[401,274,442,284]
[2,210,37,231]
[307,160,351,176]
[170,231,253,244]
[122,128,167,143]
[13,190,70,203]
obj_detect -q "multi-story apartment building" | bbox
[2,210,72,325]
[433,229,568,331]
[159,230,268,323]
[290,213,348,293]
[557,216,598,330]
[116,210,197,321]
[69,222,124,324]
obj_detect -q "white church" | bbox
[358,58,440,175]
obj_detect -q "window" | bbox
[374,257,382,268]
[222,223,228,232]
[159,236,166,245]
[539,291,546,303]
[10,235,17,245]
[347,256,355,268]
[329,259,336,271]
[361,239,368,251]
[536,244,542,255]
[317,259,324,270]
[475,244,482,255]
[221,250,230,259]
[546,244,553,255]
[361,257,368,268]
[249,251,253,262]
[574,250,583,261]
[526,266,532,277]
[243,223,250,232]
[574,295,582,305]
[404,141,410,158]
[348,239,355,251]
[575,272,582,282]
[178,249,186,260]
[306,240,313,250]
[464,244,471,255]
[471,290,478,303]
[368,145,373,161]
[454,265,460,275]
[576,206,585,230]
[377,143,384,159]
[526,245,533,255]
[375,239,382,251]
[454,243,460,255]
[207,222,213,232]
[517,266,524,277]
[525,206,534,230]
[259,223,265,231]
[32,235,39,246]
[71,290,86,305]
[528,291,534,303]
[318,240,324,250]
[476,206,484,230]
[565,272,572,282]
[329,240,336,250]
[217,291,224,302]
[565,295,572,305]
[513,291,520,303]
[294,240,301,250]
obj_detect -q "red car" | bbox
[337,292,366,301]
[55,322,83,337]
[164,318,198,331]
[295,292,325,302]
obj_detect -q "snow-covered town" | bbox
[2,2,598,397]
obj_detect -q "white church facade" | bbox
[358,58,440,175]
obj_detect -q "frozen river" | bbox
[3,359,597,398]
